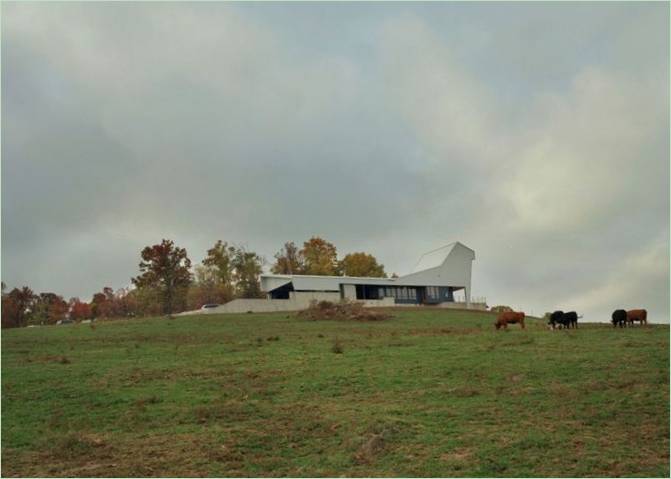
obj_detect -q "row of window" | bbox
[427,286,441,298]
[378,287,418,300]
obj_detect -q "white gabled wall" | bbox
[397,242,475,305]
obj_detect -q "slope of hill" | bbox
[2,309,668,477]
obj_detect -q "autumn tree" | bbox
[127,286,163,317]
[271,241,305,274]
[300,237,339,275]
[231,247,264,298]
[202,240,236,287]
[132,239,192,315]
[32,292,68,324]
[1,286,36,328]
[69,298,92,321]
[113,287,138,318]
[187,264,235,310]
[339,252,386,277]
[1,296,20,328]
[91,286,115,318]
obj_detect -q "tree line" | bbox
[1,236,388,328]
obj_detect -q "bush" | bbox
[490,305,513,313]
[331,338,344,354]
[297,300,392,322]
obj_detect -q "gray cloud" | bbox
[2,2,668,322]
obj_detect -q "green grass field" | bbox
[2,309,669,477]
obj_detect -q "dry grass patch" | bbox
[297,300,393,322]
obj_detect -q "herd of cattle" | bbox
[493,309,648,330]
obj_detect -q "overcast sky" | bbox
[2,2,669,322]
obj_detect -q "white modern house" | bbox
[191,242,482,314]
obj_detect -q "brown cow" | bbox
[626,309,647,326]
[495,311,525,330]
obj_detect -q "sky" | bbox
[2,2,669,322]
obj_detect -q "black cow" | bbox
[548,310,567,329]
[612,309,627,328]
[548,310,579,329]
[564,311,579,329]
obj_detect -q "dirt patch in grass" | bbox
[28,355,72,365]
[297,301,393,322]
[447,386,481,397]
[404,327,482,337]
[440,447,473,463]
[354,434,385,464]
[5,432,249,477]
[352,421,407,465]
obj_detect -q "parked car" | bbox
[201,304,220,310]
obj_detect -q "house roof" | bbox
[411,242,456,272]
[261,241,473,292]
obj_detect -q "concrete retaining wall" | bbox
[181,297,483,316]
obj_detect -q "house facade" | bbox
[261,241,475,307]
[182,241,481,315]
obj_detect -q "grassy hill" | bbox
[2,309,668,477]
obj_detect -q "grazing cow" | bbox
[627,309,647,326]
[564,311,579,329]
[548,310,580,329]
[495,311,525,330]
[548,310,565,329]
[612,309,627,328]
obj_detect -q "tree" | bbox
[32,292,68,324]
[231,247,264,298]
[127,286,163,317]
[271,241,305,274]
[300,237,339,275]
[132,239,192,315]
[2,286,35,328]
[202,240,236,287]
[113,287,137,318]
[187,264,234,310]
[339,252,386,277]
[69,298,92,321]
[91,286,115,318]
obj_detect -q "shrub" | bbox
[490,305,513,313]
[331,338,344,354]
[297,300,392,322]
